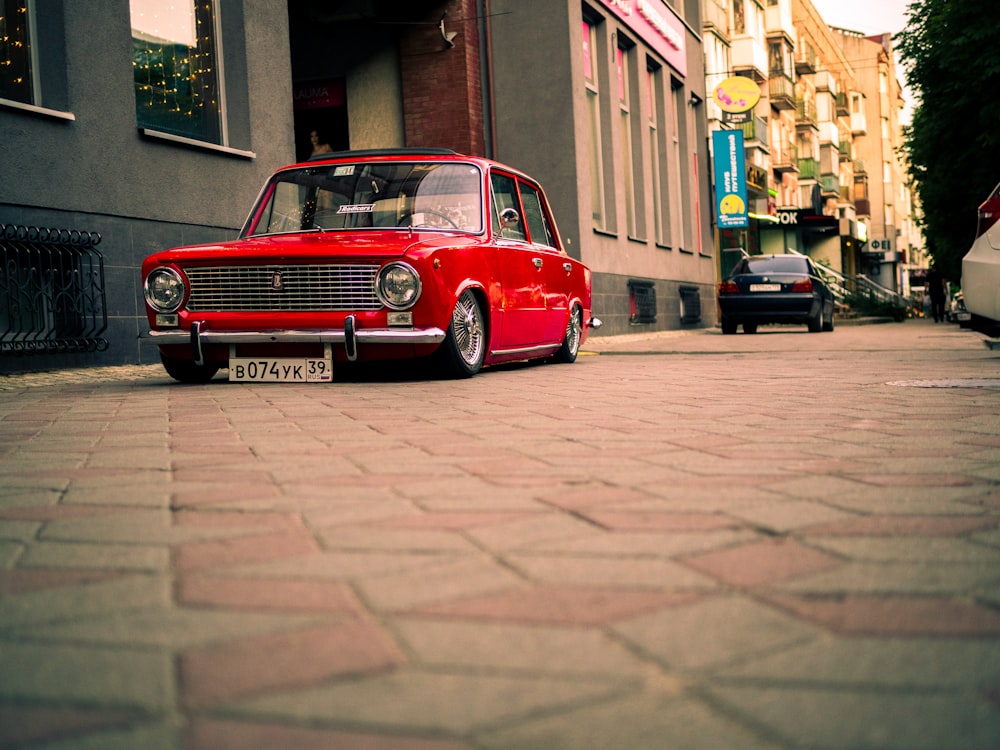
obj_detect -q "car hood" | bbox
[147,229,481,264]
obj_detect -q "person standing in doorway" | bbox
[309,130,333,157]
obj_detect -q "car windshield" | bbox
[742,256,810,274]
[245,161,484,236]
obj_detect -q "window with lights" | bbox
[0,0,32,104]
[130,0,222,144]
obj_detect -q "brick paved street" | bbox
[1,318,999,749]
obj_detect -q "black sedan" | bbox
[718,254,835,334]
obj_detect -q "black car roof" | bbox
[308,147,460,162]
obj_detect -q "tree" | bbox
[896,0,1000,282]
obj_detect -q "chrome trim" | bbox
[490,343,560,357]
[144,327,447,346]
[589,316,603,329]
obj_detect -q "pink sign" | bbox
[293,79,346,110]
[595,0,686,77]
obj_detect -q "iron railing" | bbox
[1,224,108,355]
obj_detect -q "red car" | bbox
[142,149,599,382]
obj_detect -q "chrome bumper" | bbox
[142,316,446,364]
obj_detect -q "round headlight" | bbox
[376,262,421,310]
[144,267,186,312]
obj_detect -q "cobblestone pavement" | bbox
[1,319,999,749]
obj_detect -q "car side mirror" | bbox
[500,207,520,228]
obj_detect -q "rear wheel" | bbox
[743,322,758,334]
[437,289,486,378]
[721,317,738,335]
[807,307,823,333]
[160,354,219,384]
[823,306,835,332]
[552,305,583,363]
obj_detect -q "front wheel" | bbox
[437,289,486,378]
[160,354,219,384]
[552,305,583,363]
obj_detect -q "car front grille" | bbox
[184,264,382,312]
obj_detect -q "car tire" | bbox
[721,317,738,335]
[807,307,823,333]
[438,289,486,378]
[160,354,220,384]
[552,305,583,363]
[823,306,835,332]
[743,322,758,334]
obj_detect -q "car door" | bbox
[491,172,547,349]
[518,180,572,342]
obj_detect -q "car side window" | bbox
[490,173,526,241]
[519,182,557,249]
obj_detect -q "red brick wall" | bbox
[399,0,486,156]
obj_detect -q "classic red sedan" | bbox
[142,149,600,382]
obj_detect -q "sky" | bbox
[809,0,915,121]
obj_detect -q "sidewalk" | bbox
[1,318,999,749]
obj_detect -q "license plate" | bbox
[228,345,332,383]
[749,283,781,292]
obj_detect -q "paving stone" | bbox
[176,574,367,615]
[172,528,320,572]
[719,636,1000,689]
[680,538,843,588]
[179,619,405,708]
[19,541,169,571]
[0,704,140,748]
[808,514,1000,537]
[185,719,472,750]
[233,670,628,735]
[394,619,649,676]
[614,595,819,671]
[505,552,718,589]
[476,692,783,750]
[0,640,173,711]
[765,593,1000,637]
[411,586,702,626]
[706,684,1000,750]
[0,575,170,628]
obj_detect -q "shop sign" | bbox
[713,129,749,229]
[713,76,761,114]
[293,79,346,110]
[595,0,686,76]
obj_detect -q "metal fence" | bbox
[1,224,108,355]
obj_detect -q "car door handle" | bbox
[563,262,572,274]
[533,257,544,269]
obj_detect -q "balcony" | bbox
[768,75,796,110]
[703,0,728,35]
[773,143,799,174]
[836,92,849,117]
[796,99,818,129]
[739,115,770,149]
[798,157,818,179]
[795,43,817,75]
[851,111,867,135]
[854,160,866,175]
[731,37,769,82]
[854,198,871,216]
[820,174,840,196]
[838,141,851,161]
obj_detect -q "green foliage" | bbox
[896,0,1000,282]
[845,290,909,322]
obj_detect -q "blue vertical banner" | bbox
[712,129,749,229]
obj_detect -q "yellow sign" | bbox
[713,76,761,114]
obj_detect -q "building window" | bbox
[668,79,687,251]
[583,18,605,229]
[130,0,222,144]
[647,64,668,246]
[617,43,638,238]
[0,0,32,104]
